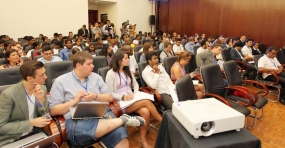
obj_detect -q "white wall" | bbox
[94,0,155,35]
[0,0,88,40]
[89,4,98,10]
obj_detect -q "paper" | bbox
[217,60,224,68]
[119,91,154,109]
[248,61,254,64]
[168,85,179,102]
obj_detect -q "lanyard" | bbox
[266,55,277,68]
[72,71,88,92]
[119,73,128,86]
[25,91,43,108]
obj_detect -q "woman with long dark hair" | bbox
[106,51,162,148]
[99,45,113,65]
[0,49,23,69]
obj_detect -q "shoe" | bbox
[279,99,285,105]
[120,114,146,126]
[138,139,152,148]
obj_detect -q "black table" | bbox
[155,111,261,148]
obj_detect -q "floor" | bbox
[87,84,285,148]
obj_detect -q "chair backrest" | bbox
[92,56,108,73]
[98,67,111,82]
[155,41,161,48]
[21,57,27,63]
[134,52,143,63]
[31,50,41,60]
[0,67,22,86]
[0,47,4,52]
[276,50,285,64]
[193,45,201,54]
[95,49,102,56]
[223,60,243,86]
[44,61,73,90]
[258,43,266,54]
[253,54,263,68]
[35,55,43,60]
[0,85,12,94]
[163,56,177,76]
[221,48,232,61]
[200,64,226,97]
[281,48,285,58]
[185,53,197,73]
[25,46,32,53]
[176,75,198,101]
[138,62,148,87]
[0,58,5,65]
[134,46,142,52]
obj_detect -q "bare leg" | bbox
[195,84,204,99]
[115,138,129,148]
[125,100,162,122]
[95,118,124,138]
[127,107,150,148]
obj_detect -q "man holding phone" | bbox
[0,61,51,147]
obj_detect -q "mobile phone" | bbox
[43,113,51,119]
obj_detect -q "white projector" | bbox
[172,98,245,139]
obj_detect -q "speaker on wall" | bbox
[149,15,155,25]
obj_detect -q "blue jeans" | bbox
[66,108,128,147]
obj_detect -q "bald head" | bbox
[122,45,133,55]
[124,38,131,45]
[110,39,115,46]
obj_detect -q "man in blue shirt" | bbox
[184,37,195,53]
[60,39,73,61]
[37,45,62,63]
[49,51,145,147]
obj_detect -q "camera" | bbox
[105,25,112,30]
[123,20,129,26]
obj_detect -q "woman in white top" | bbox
[160,41,175,63]
[106,51,162,148]
[72,38,83,51]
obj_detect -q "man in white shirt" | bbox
[241,38,254,61]
[142,52,175,109]
[258,46,285,104]
[102,20,113,37]
[172,38,185,55]
[109,39,118,53]
[37,45,63,64]
[196,39,208,55]
[52,40,61,54]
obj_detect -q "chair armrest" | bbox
[229,85,259,104]
[139,87,162,105]
[237,66,243,74]
[45,115,66,147]
[242,80,269,96]
[109,99,123,117]
[193,74,203,83]
[225,86,255,107]
[204,93,232,107]
[235,60,249,70]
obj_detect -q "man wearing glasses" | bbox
[37,45,62,64]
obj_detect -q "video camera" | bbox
[123,20,129,26]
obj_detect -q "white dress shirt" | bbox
[241,46,253,58]
[258,55,281,79]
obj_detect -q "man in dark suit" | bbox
[77,25,89,37]
[230,41,257,80]
[0,61,51,147]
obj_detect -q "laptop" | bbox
[69,102,109,119]
[3,132,59,148]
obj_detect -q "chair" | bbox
[276,50,285,68]
[155,41,161,48]
[193,45,201,54]
[31,50,41,60]
[134,52,143,63]
[98,67,111,82]
[35,55,43,60]
[162,56,177,77]
[95,49,102,56]
[185,53,197,73]
[253,55,282,102]
[134,46,142,52]
[0,58,5,65]
[0,47,4,52]
[0,67,21,86]
[44,61,73,90]
[0,84,12,94]
[200,64,251,118]
[25,46,32,54]
[92,56,108,74]
[175,75,198,101]
[223,60,268,128]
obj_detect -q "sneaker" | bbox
[120,114,146,127]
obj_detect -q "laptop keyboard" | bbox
[18,137,45,148]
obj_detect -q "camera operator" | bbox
[102,20,114,39]
[128,24,136,38]
[120,23,128,37]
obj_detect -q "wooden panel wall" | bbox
[158,0,285,48]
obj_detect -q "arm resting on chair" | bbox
[109,99,123,117]
[235,60,249,71]
[204,93,232,107]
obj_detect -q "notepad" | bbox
[119,91,154,109]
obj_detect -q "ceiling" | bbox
[88,0,115,5]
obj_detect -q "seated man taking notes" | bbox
[49,51,145,148]
[0,61,51,147]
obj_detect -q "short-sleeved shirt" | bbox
[60,48,72,61]
[241,46,253,57]
[172,44,184,53]
[49,71,111,119]
[37,56,63,64]
[258,55,281,79]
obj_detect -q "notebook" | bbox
[2,132,59,148]
[69,102,109,119]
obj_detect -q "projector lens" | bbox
[201,122,212,132]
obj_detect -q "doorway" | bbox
[88,10,98,26]
[101,14,108,24]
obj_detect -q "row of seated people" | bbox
[1,42,283,147]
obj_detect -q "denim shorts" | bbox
[65,108,128,147]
